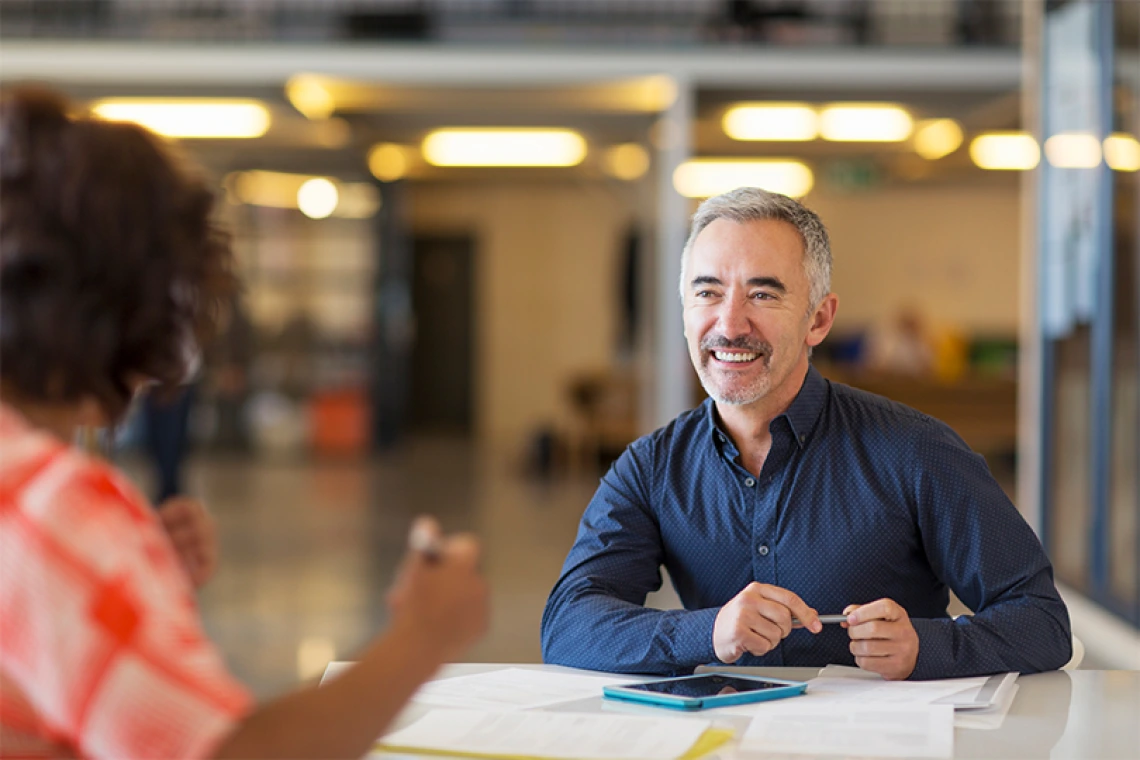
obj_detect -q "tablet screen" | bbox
[623,675,787,698]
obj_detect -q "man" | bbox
[541,187,1070,680]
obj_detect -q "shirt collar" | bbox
[704,363,828,451]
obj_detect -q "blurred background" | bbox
[1,0,1136,696]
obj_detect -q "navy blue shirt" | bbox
[541,365,1071,679]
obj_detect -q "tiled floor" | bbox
[124,437,606,699]
[121,439,1099,701]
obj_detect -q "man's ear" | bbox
[806,293,839,349]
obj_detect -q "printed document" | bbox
[740,704,955,758]
[410,667,626,711]
[381,708,711,760]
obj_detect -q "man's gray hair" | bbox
[679,187,832,310]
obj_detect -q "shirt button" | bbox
[757,544,770,556]
[744,477,756,487]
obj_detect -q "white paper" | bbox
[382,708,710,760]
[410,667,627,711]
[740,704,955,758]
[955,684,1019,730]
[707,673,989,720]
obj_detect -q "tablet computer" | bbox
[602,673,807,711]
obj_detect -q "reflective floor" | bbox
[120,439,1099,701]
[124,437,604,699]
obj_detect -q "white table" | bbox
[322,662,1140,758]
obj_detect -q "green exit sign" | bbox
[823,160,882,192]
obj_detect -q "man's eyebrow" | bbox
[690,276,723,289]
[747,276,787,293]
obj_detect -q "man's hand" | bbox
[158,496,219,589]
[843,599,919,680]
[713,582,822,664]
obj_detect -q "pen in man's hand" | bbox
[792,614,849,627]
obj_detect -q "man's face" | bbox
[682,217,828,408]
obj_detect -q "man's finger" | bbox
[739,626,778,657]
[846,621,891,640]
[755,585,821,633]
[846,598,904,625]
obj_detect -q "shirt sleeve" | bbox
[540,441,720,675]
[0,455,252,759]
[907,424,1072,680]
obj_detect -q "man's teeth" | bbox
[713,351,759,363]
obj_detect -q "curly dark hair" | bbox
[0,87,237,421]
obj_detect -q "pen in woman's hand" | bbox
[409,517,443,562]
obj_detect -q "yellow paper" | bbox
[376,725,734,760]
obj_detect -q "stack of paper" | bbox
[409,667,627,712]
[740,704,956,758]
[381,710,726,760]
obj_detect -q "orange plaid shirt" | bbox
[0,405,251,758]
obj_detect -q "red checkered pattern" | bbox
[0,405,251,758]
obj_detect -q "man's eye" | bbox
[752,291,774,300]
[695,290,715,299]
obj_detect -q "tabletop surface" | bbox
[321,662,1140,759]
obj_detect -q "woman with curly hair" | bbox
[0,87,488,759]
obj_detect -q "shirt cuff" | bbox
[667,607,721,672]
[908,617,955,681]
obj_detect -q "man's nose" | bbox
[715,298,751,338]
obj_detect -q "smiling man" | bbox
[541,187,1071,680]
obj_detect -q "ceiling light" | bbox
[1044,132,1102,168]
[91,98,270,139]
[969,132,1040,170]
[603,143,650,181]
[819,104,912,142]
[913,119,963,160]
[297,178,339,219]
[286,74,337,120]
[673,159,814,199]
[369,143,411,182]
[723,103,819,142]
[422,129,587,167]
[1104,133,1140,172]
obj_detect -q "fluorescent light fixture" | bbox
[603,143,650,181]
[820,104,912,142]
[914,119,963,160]
[969,132,1040,171]
[673,159,813,199]
[1044,132,1102,168]
[286,74,336,120]
[723,103,819,142]
[91,98,270,139]
[297,178,339,219]
[422,129,587,167]
[369,143,411,182]
[1104,133,1140,172]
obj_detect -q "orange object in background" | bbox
[309,388,370,456]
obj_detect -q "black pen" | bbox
[792,614,849,627]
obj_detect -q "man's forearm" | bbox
[909,596,1072,680]
[542,591,721,675]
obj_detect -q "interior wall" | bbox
[409,178,1021,450]
[807,182,1022,335]
[409,180,638,450]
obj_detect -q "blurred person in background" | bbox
[864,304,936,377]
[542,187,1069,681]
[0,88,487,759]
